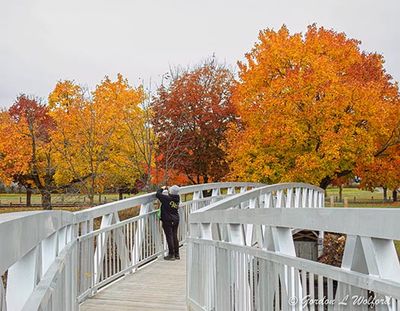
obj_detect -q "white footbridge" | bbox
[0,182,399,310]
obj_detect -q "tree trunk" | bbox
[319,176,332,190]
[26,186,32,207]
[89,174,95,206]
[88,193,94,206]
[118,189,123,200]
[339,184,343,203]
[41,190,52,210]
[383,187,388,201]
[393,189,398,202]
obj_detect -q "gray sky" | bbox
[1,0,399,108]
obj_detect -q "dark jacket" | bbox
[156,188,180,223]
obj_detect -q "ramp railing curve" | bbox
[0,182,261,311]
[187,183,400,311]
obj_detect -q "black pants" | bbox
[162,220,179,256]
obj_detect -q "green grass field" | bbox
[0,193,136,205]
[326,187,400,207]
[326,187,381,200]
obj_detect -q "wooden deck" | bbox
[80,248,187,311]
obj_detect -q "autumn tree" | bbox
[355,146,400,201]
[96,77,151,196]
[49,80,111,205]
[0,95,56,208]
[152,60,236,184]
[0,110,32,205]
[49,75,146,204]
[227,25,400,189]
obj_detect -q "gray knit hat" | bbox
[169,185,180,195]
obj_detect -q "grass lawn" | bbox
[327,186,383,200]
[0,192,144,219]
[0,193,136,206]
[0,205,86,214]
[326,186,400,207]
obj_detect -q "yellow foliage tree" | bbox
[49,75,147,204]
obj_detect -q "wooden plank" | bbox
[80,248,187,311]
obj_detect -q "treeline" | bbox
[1,25,400,208]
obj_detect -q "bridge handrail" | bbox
[73,182,263,223]
[0,181,262,311]
[188,238,400,299]
[192,182,325,214]
[0,211,74,276]
[190,207,400,240]
[187,183,400,311]
[0,211,76,311]
[73,182,263,301]
[22,240,77,311]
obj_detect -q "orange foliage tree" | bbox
[227,25,400,189]
[0,95,56,208]
[151,60,236,185]
[355,147,400,201]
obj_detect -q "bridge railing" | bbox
[0,182,261,311]
[75,182,261,301]
[0,211,77,311]
[187,184,400,311]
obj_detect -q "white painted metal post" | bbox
[211,188,220,203]
[6,246,40,311]
[134,203,152,264]
[41,232,58,276]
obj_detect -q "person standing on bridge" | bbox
[156,185,181,260]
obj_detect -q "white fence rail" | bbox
[187,184,400,311]
[0,182,261,311]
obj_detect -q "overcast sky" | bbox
[1,0,399,108]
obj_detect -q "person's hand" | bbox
[161,185,167,190]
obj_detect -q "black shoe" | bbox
[175,255,180,260]
[164,255,175,261]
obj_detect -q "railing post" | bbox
[227,187,235,195]
[93,213,113,285]
[245,197,261,246]
[113,212,130,271]
[211,188,220,203]
[301,188,308,208]
[341,235,400,279]
[6,246,41,311]
[294,188,301,208]
[134,202,153,264]
[41,232,58,275]
[194,190,204,211]
[285,188,293,208]
[276,189,284,208]
[58,226,67,252]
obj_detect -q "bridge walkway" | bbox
[80,248,187,311]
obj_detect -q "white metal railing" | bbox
[187,183,400,311]
[0,182,261,310]
[0,211,76,311]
